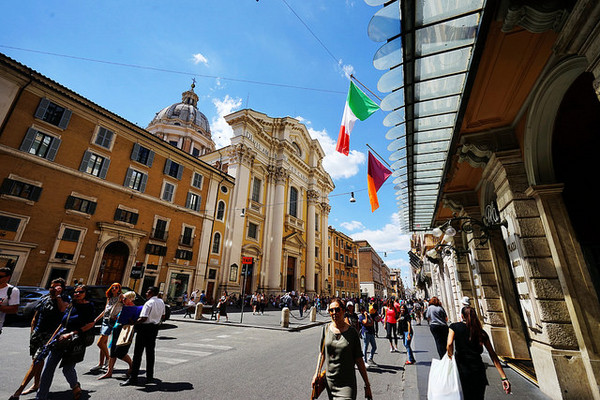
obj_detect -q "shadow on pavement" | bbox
[139,380,194,393]
[367,364,404,374]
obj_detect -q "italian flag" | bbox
[336,81,380,155]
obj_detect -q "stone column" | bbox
[525,184,600,400]
[266,166,288,292]
[305,189,319,294]
[320,202,331,295]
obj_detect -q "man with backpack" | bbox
[0,266,19,335]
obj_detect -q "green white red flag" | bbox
[336,81,379,155]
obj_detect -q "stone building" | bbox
[355,239,390,298]
[201,109,334,296]
[0,53,233,303]
[367,1,600,398]
[327,226,359,298]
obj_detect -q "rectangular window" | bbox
[65,195,97,215]
[152,219,168,241]
[145,244,167,256]
[114,208,139,224]
[34,98,72,129]
[164,160,183,179]
[61,228,81,242]
[162,182,175,202]
[175,249,193,260]
[185,192,200,211]
[94,127,115,149]
[131,143,154,166]
[79,151,110,179]
[192,148,200,157]
[0,178,42,201]
[192,172,203,189]
[0,215,20,232]
[180,226,194,246]
[20,128,61,161]
[251,178,261,203]
[124,168,148,192]
[248,222,258,239]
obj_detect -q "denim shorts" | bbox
[100,319,114,336]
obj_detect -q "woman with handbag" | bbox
[447,306,511,399]
[311,298,372,400]
[35,285,95,400]
[91,283,123,372]
[98,291,141,380]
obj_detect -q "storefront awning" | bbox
[367,0,488,231]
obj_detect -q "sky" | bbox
[0,0,412,286]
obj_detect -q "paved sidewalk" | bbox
[171,305,330,331]
[402,324,550,400]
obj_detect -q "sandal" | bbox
[72,383,82,400]
[21,385,38,395]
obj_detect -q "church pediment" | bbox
[283,231,306,249]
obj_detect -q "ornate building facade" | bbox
[201,109,334,296]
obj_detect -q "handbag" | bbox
[311,324,328,400]
[427,354,463,400]
[116,324,135,346]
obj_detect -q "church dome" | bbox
[150,84,211,134]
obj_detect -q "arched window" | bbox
[216,201,225,220]
[289,187,298,218]
[212,232,221,254]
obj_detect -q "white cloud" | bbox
[211,95,243,148]
[340,220,365,231]
[297,117,366,180]
[349,212,411,255]
[338,60,355,79]
[192,53,209,66]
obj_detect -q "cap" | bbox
[347,301,354,307]
[461,296,471,306]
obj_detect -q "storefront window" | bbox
[167,272,190,305]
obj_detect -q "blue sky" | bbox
[0,0,412,285]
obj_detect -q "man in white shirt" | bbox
[121,286,165,386]
[0,267,20,334]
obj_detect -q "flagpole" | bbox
[350,74,382,103]
[366,144,392,168]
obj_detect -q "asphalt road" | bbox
[1,317,407,400]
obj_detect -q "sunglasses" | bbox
[328,307,342,314]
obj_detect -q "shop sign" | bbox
[484,201,501,226]
[130,262,145,279]
[242,256,253,265]
[506,234,541,330]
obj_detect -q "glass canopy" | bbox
[367,0,486,231]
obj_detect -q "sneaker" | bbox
[390,348,395,353]
[405,360,415,365]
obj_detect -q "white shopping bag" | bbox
[427,354,463,400]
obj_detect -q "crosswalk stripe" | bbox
[179,342,233,350]
[156,348,212,357]
[155,356,189,365]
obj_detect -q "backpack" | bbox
[5,285,15,305]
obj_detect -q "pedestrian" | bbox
[299,293,307,317]
[90,283,123,372]
[251,292,258,315]
[358,305,377,367]
[120,286,165,386]
[199,290,207,304]
[216,292,228,322]
[312,298,372,400]
[98,291,140,380]
[425,296,449,359]
[10,278,69,399]
[0,266,19,335]
[382,298,399,352]
[344,301,360,333]
[447,306,511,399]
[398,304,416,365]
[259,292,266,315]
[368,299,380,337]
[413,301,423,325]
[35,284,95,400]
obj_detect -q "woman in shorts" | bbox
[91,283,122,372]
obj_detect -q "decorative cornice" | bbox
[227,143,256,166]
[457,143,493,169]
[502,0,570,34]
[307,189,320,204]
[267,165,289,184]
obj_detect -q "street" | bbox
[1,311,406,400]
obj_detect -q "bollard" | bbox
[310,306,317,322]
[194,303,203,320]
[281,307,290,328]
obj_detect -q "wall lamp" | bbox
[426,243,471,262]
[432,216,507,246]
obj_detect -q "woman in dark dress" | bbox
[398,304,416,365]
[35,285,95,400]
[447,306,511,399]
[312,298,372,400]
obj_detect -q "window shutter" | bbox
[160,246,167,256]
[139,173,148,193]
[46,137,61,161]
[0,179,13,194]
[19,128,38,152]
[176,164,183,180]
[131,143,140,161]
[87,201,97,215]
[114,208,122,220]
[34,98,50,120]
[79,151,92,172]
[65,195,75,209]
[146,150,155,167]
[164,159,172,175]
[185,192,192,209]
[98,158,110,179]
[131,212,139,225]
[30,186,42,202]
[123,168,133,187]
[57,109,72,129]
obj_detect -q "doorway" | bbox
[286,256,296,292]
[96,241,129,285]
